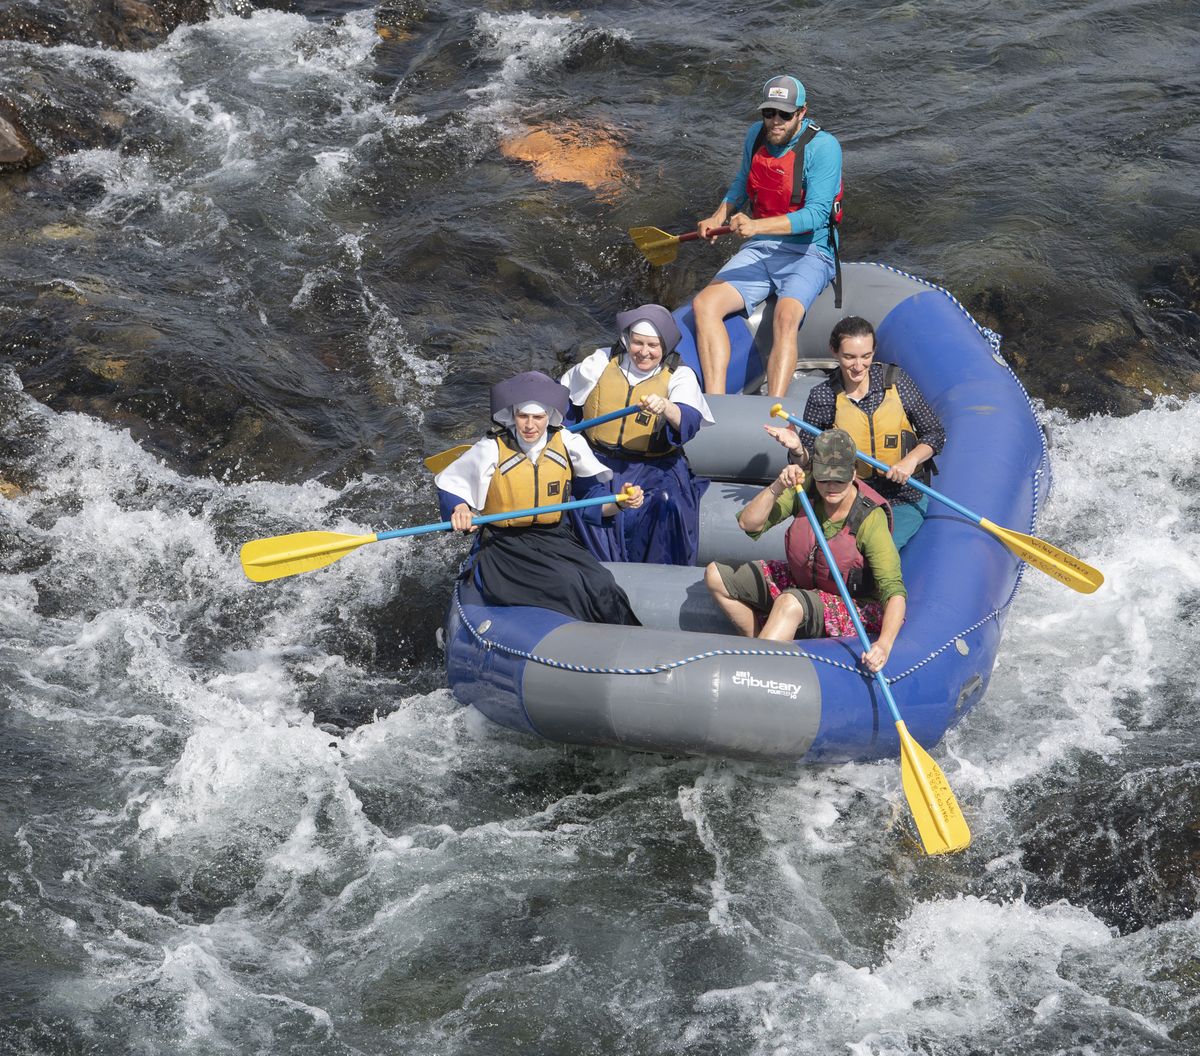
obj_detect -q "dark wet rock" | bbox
[2,53,133,162]
[0,299,321,481]
[961,279,1194,418]
[1019,761,1200,936]
[0,96,45,173]
[1144,252,1200,350]
[0,0,210,51]
[0,3,287,168]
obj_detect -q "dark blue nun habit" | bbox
[562,304,711,566]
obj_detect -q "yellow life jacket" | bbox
[480,429,573,528]
[581,358,675,458]
[832,364,924,482]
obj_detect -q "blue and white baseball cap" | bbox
[759,75,806,113]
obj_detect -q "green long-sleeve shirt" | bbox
[744,481,907,605]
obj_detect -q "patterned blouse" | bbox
[798,362,946,507]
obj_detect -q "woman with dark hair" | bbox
[560,304,713,565]
[765,315,944,548]
[434,371,643,625]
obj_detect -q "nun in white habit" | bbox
[560,304,713,565]
[434,371,643,625]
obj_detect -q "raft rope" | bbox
[453,267,1049,685]
[452,583,868,676]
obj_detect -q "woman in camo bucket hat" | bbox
[705,428,908,672]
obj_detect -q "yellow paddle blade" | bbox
[979,518,1104,594]
[240,530,378,583]
[896,721,971,855]
[628,225,681,266]
[423,444,472,474]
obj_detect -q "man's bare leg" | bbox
[693,281,747,395]
[764,296,805,398]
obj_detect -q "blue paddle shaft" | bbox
[567,404,640,433]
[779,410,983,527]
[794,485,903,725]
[375,491,624,541]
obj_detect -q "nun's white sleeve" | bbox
[561,431,614,482]
[433,437,497,511]
[667,365,716,425]
[560,349,612,406]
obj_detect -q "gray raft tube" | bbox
[515,610,824,763]
[683,391,820,566]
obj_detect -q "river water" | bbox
[1,2,1199,1053]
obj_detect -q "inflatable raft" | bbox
[444,263,1048,764]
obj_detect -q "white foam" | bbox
[948,395,1200,792]
[468,12,630,130]
[689,895,1180,1053]
[677,772,737,933]
[44,10,417,227]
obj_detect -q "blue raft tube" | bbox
[444,263,1049,764]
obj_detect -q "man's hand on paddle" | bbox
[861,639,892,674]
[727,212,762,238]
[697,207,730,242]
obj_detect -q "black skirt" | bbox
[469,521,640,626]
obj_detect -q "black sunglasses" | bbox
[760,108,796,121]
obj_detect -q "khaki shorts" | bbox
[712,561,826,639]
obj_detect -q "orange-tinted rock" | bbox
[499,124,626,197]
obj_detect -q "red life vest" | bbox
[783,479,892,597]
[747,122,844,225]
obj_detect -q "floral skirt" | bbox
[759,559,883,639]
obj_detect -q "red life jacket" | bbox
[746,122,844,307]
[783,479,892,597]
[747,122,844,225]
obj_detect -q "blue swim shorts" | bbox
[714,239,836,312]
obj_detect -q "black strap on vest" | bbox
[750,121,843,309]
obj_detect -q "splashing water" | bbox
[2,0,1199,1052]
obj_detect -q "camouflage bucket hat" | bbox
[811,429,857,483]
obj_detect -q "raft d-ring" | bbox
[955,637,970,655]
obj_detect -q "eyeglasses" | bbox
[760,108,795,121]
